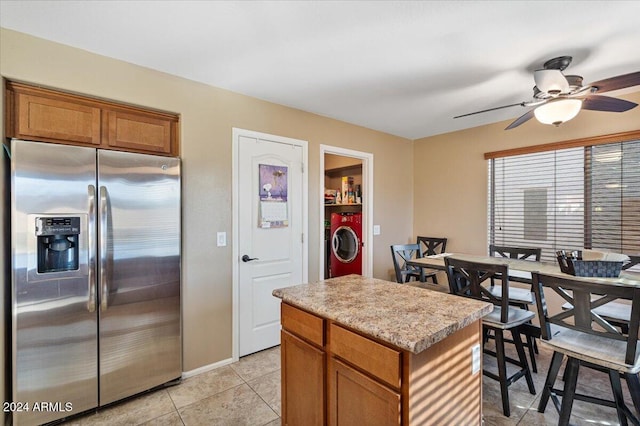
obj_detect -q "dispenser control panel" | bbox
[36,217,81,236]
[35,216,81,274]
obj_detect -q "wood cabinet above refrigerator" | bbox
[5,81,180,156]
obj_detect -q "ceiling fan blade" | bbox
[589,71,640,93]
[505,109,535,130]
[454,102,524,119]
[534,69,569,94]
[582,95,638,112]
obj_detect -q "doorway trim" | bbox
[232,128,309,362]
[320,145,374,281]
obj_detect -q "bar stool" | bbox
[445,257,536,417]
[488,244,541,373]
[416,236,447,284]
[487,244,540,306]
[531,272,640,426]
[390,244,424,283]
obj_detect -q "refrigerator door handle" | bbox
[99,185,109,311]
[87,184,97,313]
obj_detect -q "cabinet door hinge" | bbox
[301,233,305,243]
[301,162,305,173]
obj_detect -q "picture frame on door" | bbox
[259,163,288,228]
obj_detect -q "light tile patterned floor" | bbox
[60,342,636,425]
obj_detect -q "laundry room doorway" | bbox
[320,145,373,281]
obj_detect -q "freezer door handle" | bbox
[87,184,97,313]
[99,185,109,311]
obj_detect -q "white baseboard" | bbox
[182,357,234,379]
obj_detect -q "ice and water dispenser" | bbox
[35,216,81,273]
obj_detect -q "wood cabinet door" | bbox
[7,82,179,156]
[15,93,101,145]
[328,358,400,426]
[281,330,325,426]
[105,110,175,154]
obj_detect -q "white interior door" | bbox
[237,131,306,357]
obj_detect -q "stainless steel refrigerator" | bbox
[6,139,181,425]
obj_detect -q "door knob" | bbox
[242,255,259,262]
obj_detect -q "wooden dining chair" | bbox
[415,236,447,284]
[390,244,424,284]
[531,272,640,426]
[444,257,536,417]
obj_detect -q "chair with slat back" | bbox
[490,245,541,261]
[416,236,447,284]
[531,272,640,426]
[390,244,424,284]
[488,244,541,306]
[417,236,447,256]
[488,244,542,372]
[445,257,536,417]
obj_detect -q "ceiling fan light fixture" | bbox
[534,98,582,126]
[534,69,570,95]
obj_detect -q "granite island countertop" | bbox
[272,274,493,354]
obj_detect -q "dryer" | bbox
[330,212,362,277]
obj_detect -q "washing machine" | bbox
[330,212,363,277]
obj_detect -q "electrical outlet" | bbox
[471,344,481,375]
[217,232,226,247]
[373,225,381,235]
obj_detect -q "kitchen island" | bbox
[272,275,493,426]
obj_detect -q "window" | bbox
[488,138,640,262]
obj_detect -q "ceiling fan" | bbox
[454,56,640,130]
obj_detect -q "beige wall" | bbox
[413,92,640,256]
[0,27,414,385]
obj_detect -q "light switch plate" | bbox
[471,344,481,375]
[373,225,381,235]
[217,232,227,247]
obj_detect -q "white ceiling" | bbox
[1,1,640,139]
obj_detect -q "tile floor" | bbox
[59,341,636,425]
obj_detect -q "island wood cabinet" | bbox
[281,303,326,425]
[280,302,482,425]
[5,81,179,156]
[328,323,401,425]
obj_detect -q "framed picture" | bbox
[258,164,288,228]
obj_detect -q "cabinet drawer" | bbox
[329,324,401,389]
[281,303,324,347]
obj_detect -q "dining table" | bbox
[407,253,640,288]
[409,252,640,338]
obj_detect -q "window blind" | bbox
[488,139,640,262]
